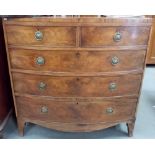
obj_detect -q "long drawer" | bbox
[9,49,146,72]
[16,96,137,123]
[12,73,142,97]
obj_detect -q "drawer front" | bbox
[5,25,76,47]
[13,73,142,97]
[81,26,150,47]
[9,49,146,72]
[16,96,137,123]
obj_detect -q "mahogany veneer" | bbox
[3,16,152,137]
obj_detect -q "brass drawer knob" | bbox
[35,31,43,41]
[106,107,113,114]
[38,82,46,90]
[111,56,119,65]
[41,106,48,113]
[109,82,117,91]
[113,32,121,42]
[36,56,45,65]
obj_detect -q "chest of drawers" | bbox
[146,16,155,64]
[3,16,151,137]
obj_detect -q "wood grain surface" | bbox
[3,16,151,136]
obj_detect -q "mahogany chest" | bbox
[3,16,151,137]
[146,16,155,64]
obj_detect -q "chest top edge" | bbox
[2,16,152,27]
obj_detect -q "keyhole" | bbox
[76,52,80,58]
[76,102,79,105]
[76,77,80,81]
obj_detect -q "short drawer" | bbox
[5,25,76,47]
[81,26,150,47]
[9,49,146,72]
[16,96,137,123]
[12,73,142,97]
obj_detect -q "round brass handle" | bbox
[41,106,48,113]
[109,82,117,91]
[113,32,121,42]
[38,82,46,90]
[106,107,113,114]
[36,56,45,65]
[35,31,43,41]
[111,56,119,65]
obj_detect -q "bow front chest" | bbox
[3,17,151,136]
